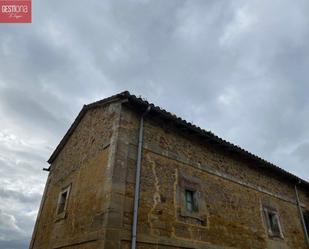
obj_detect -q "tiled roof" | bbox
[47,91,308,189]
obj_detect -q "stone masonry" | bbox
[30,92,309,249]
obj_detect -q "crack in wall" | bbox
[146,153,161,236]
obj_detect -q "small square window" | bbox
[56,185,71,219]
[263,207,283,238]
[185,189,198,213]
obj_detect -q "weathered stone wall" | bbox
[30,102,121,249]
[30,101,309,249]
[117,105,309,249]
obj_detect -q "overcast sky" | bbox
[1,0,309,248]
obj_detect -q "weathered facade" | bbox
[30,92,309,249]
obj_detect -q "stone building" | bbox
[30,91,309,249]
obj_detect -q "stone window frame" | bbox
[177,173,207,224]
[55,184,71,221]
[263,205,284,239]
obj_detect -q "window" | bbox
[263,207,283,238]
[56,185,71,219]
[185,190,197,213]
[177,174,207,226]
[303,211,309,237]
[57,191,68,214]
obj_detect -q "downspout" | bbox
[131,106,151,249]
[295,180,309,247]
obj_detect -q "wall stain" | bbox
[147,153,161,236]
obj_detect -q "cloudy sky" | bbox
[1,0,309,248]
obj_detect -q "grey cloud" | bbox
[0,87,67,135]
[1,0,309,248]
[0,240,29,249]
[293,143,309,163]
[0,211,30,248]
[0,188,41,204]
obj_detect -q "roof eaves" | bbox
[124,92,309,189]
[46,91,309,189]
